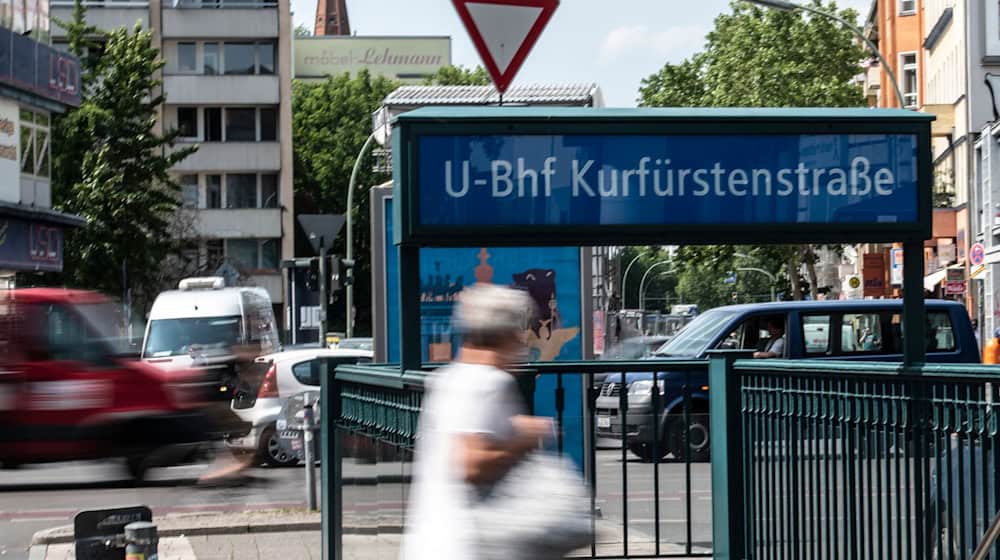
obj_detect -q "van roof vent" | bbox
[178,277,226,291]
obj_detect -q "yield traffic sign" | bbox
[452,0,559,94]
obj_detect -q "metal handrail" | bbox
[972,510,1000,560]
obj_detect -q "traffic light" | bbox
[339,258,355,289]
[305,258,320,292]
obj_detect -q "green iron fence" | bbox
[322,360,714,560]
[711,352,1000,560]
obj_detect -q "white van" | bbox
[141,277,280,373]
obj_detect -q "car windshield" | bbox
[144,316,242,357]
[653,308,739,357]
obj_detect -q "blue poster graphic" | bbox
[417,133,919,228]
[383,197,585,468]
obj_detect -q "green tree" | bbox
[49,2,195,311]
[424,65,490,86]
[292,70,399,334]
[294,24,312,37]
[639,0,865,303]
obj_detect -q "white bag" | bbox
[471,451,593,560]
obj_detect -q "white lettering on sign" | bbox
[442,156,898,200]
[27,381,111,410]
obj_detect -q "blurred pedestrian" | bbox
[196,341,257,486]
[400,284,555,560]
[983,327,1000,364]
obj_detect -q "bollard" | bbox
[303,403,317,511]
[124,521,158,560]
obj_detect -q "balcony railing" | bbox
[168,0,277,8]
[50,0,149,6]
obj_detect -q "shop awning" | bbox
[924,268,947,291]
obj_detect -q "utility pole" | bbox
[318,237,327,345]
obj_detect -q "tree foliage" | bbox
[424,65,490,86]
[639,1,866,108]
[294,24,312,37]
[292,70,399,334]
[49,1,195,311]
[638,0,866,305]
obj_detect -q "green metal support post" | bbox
[400,245,422,374]
[320,362,341,560]
[902,239,926,367]
[709,350,753,560]
[318,236,343,560]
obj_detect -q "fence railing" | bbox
[711,352,1000,560]
[322,360,714,560]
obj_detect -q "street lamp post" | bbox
[345,131,381,339]
[642,270,676,309]
[639,261,673,311]
[736,267,777,302]
[620,252,643,308]
[744,0,908,108]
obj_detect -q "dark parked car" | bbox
[595,300,980,463]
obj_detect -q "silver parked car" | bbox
[226,347,372,466]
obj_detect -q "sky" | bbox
[289,0,873,108]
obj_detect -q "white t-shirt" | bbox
[765,334,785,356]
[400,362,526,560]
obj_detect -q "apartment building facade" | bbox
[0,22,84,285]
[865,0,925,110]
[50,0,294,320]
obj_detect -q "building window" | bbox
[257,42,275,75]
[901,52,918,108]
[19,108,49,178]
[225,238,280,271]
[259,108,276,141]
[260,239,279,269]
[206,175,222,208]
[205,239,224,270]
[205,107,222,141]
[225,108,256,141]
[203,42,219,75]
[899,0,915,14]
[178,42,197,72]
[226,173,257,208]
[224,43,256,75]
[261,173,278,208]
[226,239,259,270]
[180,174,199,208]
[177,107,198,139]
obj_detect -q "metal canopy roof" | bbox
[382,83,602,108]
[393,105,935,122]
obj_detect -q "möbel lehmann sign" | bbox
[394,107,933,246]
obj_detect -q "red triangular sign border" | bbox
[452,0,559,95]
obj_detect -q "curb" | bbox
[31,516,405,545]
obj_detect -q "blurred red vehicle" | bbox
[0,288,214,479]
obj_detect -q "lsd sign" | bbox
[394,108,932,246]
[0,217,63,272]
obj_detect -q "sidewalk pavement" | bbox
[30,508,711,559]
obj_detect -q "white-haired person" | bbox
[400,284,554,560]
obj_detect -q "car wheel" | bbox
[628,440,668,462]
[259,426,298,467]
[668,415,711,463]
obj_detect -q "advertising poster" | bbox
[382,197,586,468]
[863,253,886,297]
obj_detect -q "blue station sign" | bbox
[393,108,933,246]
